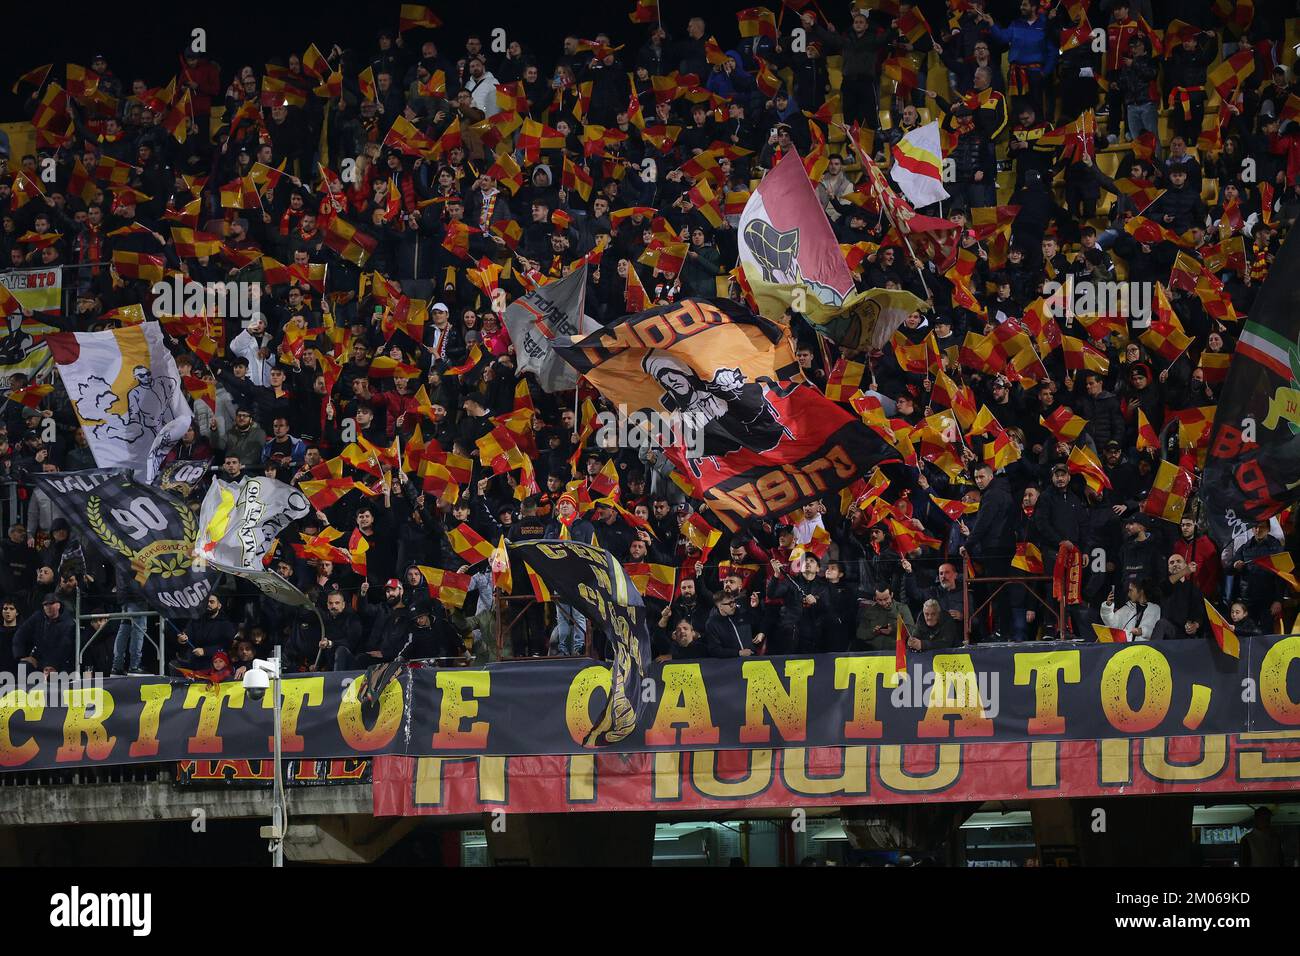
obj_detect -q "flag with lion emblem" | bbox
[46,321,192,483]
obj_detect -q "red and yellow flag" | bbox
[1252,553,1300,591]
[1040,406,1088,444]
[1092,624,1130,643]
[1136,409,1160,451]
[399,4,442,31]
[418,566,472,607]
[1203,600,1240,658]
[1142,459,1194,523]
[448,522,495,565]
[1012,541,1044,574]
[894,615,909,675]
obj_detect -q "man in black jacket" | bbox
[668,619,708,660]
[1077,373,1125,447]
[313,591,362,671]
[1118,514,1166,595]
[343,579,410,668]
[811,10,886,129]
[766,554,832,655]
[173,594,238,669]
[1034,463,1087,573]
[15,593,75,673]
[962,464,1016,639]
[704,591,764,658]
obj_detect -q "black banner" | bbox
[2,637,1299,772]
[552,298,894,532]
[1205,228,1300,547]
[505,540,652,746]
[158,458,213,501]
[32,469,217,616]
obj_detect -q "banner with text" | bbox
[2,638,1299,772]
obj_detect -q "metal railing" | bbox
[73,593,167,677]
[961,556,1069,644]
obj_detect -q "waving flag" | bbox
[1040,406,1088,443]
[1143,459,1194,523]
[738,150,855,325]
[1203,600,1240,658]
[554,298,895,532]
[47,322,192,482]
[448,522,495,565]
[501,264,595,392]
[196,476,310,570]
[889,122,949,209]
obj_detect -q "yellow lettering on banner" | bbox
[336,675,403,751]
[265,676,323,753]
[691,749,773,799]
[1237,731,1300,781]
[0,690,44,767]
[834,656,900,738]
[877,744,962,793]
[1259,637,1300,725]
[1013,651,1081,735]
[645,664,721,746]
[739,659,813,744]
[56,687,117,763]
[413,757,454,806]
[654,751,683,800]
[565,665,612,745]
[1028,741,1059,788]
[1139,736,1228,783]
[781,747,869,796]
[1099,738,1133,785]
[433,671,491,748]
[128,683,173,758]
[412,755,506,805]
[477,756,508,803]
[916,654,994,738]
[568,754,596,802]
[183,682,245,754]
[1099,646,1172,733]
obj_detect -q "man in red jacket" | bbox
[1174,516,1222,598]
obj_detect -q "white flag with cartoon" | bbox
[47,321,192,483]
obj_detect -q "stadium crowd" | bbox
[0,0,1296,679]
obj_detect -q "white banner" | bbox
[46,321,192,482]
[196,475,310,570]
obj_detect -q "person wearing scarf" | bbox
[542,493,596,654]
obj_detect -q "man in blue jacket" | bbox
[980,0,1057,119]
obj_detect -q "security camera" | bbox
[242,667,269,701]
[242,658,279,701]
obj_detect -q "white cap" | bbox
[432,302,449,313]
